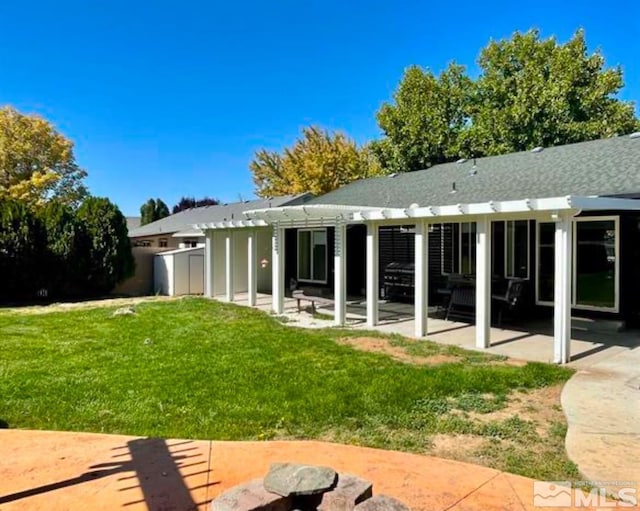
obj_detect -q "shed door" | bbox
[189,255,204,295]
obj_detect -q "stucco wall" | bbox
[256,228,273,294]
[114,246,166,296]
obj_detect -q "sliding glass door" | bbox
[536,217,619,311]
[574,218,618,310]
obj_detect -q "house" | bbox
[128,209,209,249]
[120,195,311,296]
[196,133,640,364]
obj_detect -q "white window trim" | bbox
[297,228,328,285]
[504,220,531,280]
[535,216,620,312]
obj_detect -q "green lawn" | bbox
[0,298,577,480]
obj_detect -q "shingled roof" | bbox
[128,194,311,238]
[309,134,640,209]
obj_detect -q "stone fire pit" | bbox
[211,462,410,511]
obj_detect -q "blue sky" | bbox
[1,1,639,215]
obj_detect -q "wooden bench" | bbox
[291,289,334,314]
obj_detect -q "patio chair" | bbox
[445,285,476,322]
[492,278,527,327]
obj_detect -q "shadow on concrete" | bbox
[0,437,218,509]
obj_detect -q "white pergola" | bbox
[196,195,640,364]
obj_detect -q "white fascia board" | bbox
[192,219,268,231]
[356,197,576,222]
[244,204,380,222]
[172,229,204,238]
[245,195,640,226]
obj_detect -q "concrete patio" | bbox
[224,292,640,369]
[1,429,616,511]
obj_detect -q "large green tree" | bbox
[251,126,383,197]
[0,199,47,300]
[140,198,170,225]
[40,200,89,297]
[375,29,639,172]
[77,197,134,295]
[465,29,639,155]
[0,106,88,206]
[373,63,473,172]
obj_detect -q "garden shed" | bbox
[154,246,205,296]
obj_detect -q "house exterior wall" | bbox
[232,230,250,294]
[212,231,226,296]
[256,228,273,294]
[281,212,639,327]
[620,212,640,326]
[285,227,336,294]
[130,234,181,249]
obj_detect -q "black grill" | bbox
[383,262,415,300]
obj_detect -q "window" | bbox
[159,238,168,248]
[298,229,327,283]
[506,220,530,279]
[460,222,476,274]
[440,223,475,275]
[440,223,458,274]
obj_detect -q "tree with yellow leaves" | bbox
[250,126,385,197]
[0,107,87,206]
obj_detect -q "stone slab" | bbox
[264,463,337,497]
[211,478,290,511]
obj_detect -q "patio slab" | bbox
[0,429,615,511]
[239,293,639,369]
[562,345,640,492]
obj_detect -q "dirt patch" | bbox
[430,434,488,463]
[338,337,460,365]
[3,295,182,315]
[460,384,565,437]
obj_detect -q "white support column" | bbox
[204,230,214,298]
[366,222,379,327]
[272,224,285,315]
[554,214,573,364]
[414,220,429,337]
[224,230,234,302]
[475,217,492,348]
[247,229,257,307]
[334,220,347,326]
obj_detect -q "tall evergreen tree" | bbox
[140,198,170,225]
